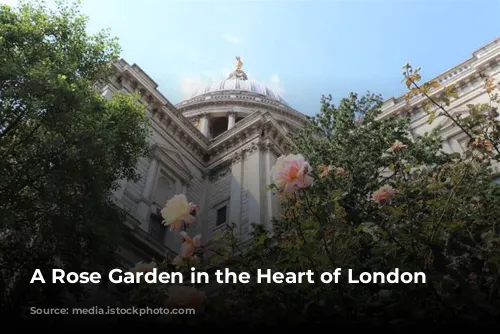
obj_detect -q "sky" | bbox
[1,0,499,115]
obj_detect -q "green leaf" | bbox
[355,224,365,233]
[428,111,437,124]
[488,255,500,264]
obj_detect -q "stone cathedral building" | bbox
[103,38,500,268]
[103,57,309,268]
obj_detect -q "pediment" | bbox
[150,144,194,182]
[210,110,293,148]
[204,111,296,168]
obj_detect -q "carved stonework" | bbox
[231,151,243,164]
[246,142,259,155]
[269,145,281,157]
[257,141,270,152]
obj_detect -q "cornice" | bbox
[147,117,206,165]
[111,60,210,149]
[176,90,308,125]
[223,138,286,166]
[408,82,492,131]
[379,38,500,119]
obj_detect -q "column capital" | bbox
[231,150,244,164]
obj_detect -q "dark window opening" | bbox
[210,117,228,138]
[216,206,227,226]
[150,211,166,244]
[235,117,244,123]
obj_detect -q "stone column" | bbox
[199,113,210,137]
[199,174,212,241]
[263,143,279,231]
[227,112,236,130]
[241,143,262,240]
[143,158,159,199]
[228,151,244,238]
[136,157,159,232]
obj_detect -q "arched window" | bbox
[152,174,174,207]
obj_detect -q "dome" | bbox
[188,79,290,106]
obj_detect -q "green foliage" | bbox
[0,0,149,314]
[146,87,500,325]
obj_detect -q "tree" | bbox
[0,0,149,316]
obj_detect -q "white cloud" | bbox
[222,33,242,44]
[265,74,285,95]
[179,76,204,98]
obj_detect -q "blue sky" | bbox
[2,0,499,115]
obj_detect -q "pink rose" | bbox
[387,140,408,152]
[372,184,396,206]
[271,154,314,193]
[179,231,202,258]
[317,164,331,178]
[334,167,347,176]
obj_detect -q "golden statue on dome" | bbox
[227,56,248,80]
[235,56,243,71]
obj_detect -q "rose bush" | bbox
[126,72,500,327]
